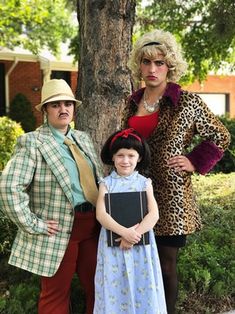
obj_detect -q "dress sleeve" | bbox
[98,177,109,192]
[143,178,152,190]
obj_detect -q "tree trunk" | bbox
[76,0,136,153]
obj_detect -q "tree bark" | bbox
[76,0,136,153]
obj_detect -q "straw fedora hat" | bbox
[36,79,81,112]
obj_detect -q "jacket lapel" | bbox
[36,124,74,205]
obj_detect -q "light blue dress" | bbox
[94,171,167,314]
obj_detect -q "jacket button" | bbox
[67,231,72,235]
[70,211,73,216]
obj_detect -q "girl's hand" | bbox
[167,155,195,173]
[46,220,59,236]
[121,224,141,244]
[119,238,134,250]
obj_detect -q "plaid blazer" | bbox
[0,123,103,276]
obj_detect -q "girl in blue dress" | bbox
[94,128,167,314]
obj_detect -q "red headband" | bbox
[110,128,142,148]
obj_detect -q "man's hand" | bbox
[167,155,195,173]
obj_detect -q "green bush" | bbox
[177,173,235,313]
[0,214,17,256]
[213,116,235,173]
[0,261,39,314]
[0,117,23,255]
[9,93,36,133]
[0,116,24,171]
[0,258,86,314]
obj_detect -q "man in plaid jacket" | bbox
[0,79,103,314]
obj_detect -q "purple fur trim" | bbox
[130,83,181,106]
[164,82,181,107]
[129,88,145,104]
[186,141,224,175]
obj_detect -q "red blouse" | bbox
[128,111,159,139]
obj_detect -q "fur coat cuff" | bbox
[186,140,224,175]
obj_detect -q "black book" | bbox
[104,191,150,247]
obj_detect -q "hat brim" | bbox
[36,95,81,112]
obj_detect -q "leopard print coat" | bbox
[122,83,230,236]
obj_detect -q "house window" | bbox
[51,71,71,86]
[198,93,229,116]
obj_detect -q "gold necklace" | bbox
[143,92,162,113]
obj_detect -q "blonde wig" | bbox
[128,29,188,85]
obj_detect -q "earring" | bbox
[139,77,145,88]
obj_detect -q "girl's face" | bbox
[140,53,168,89]
[112,148,141,176]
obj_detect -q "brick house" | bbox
[184,75,235,118]
[0,48,78,127]
[0,48,234,128]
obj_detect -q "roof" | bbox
[0,44,78,72]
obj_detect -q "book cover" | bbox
[104,191,150,247]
